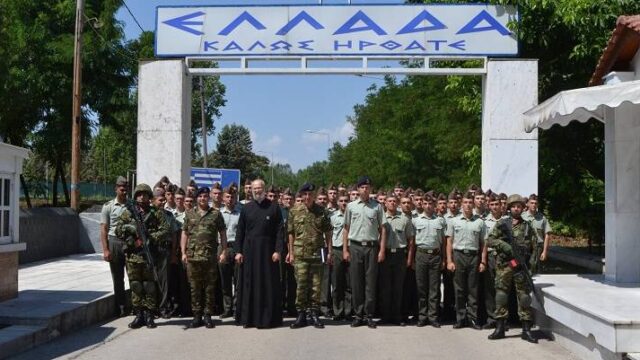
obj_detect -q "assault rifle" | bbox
[499,219,544,307]
[127,201,162,289]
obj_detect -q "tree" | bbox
[208,124,269,181]
[0,0,135,205]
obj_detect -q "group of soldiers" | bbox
[100,175,551,343]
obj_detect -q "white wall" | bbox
[481,60,538,196]
[137,60,192,188]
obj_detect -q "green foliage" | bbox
[208,124,268,181]
[83,125,135,184]
[260,163,299,190]
[320,75,481,192]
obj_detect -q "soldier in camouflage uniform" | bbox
[181,187,228,329]
[486,194,537,343]
[115,183,170,329]
[287,183,332,329]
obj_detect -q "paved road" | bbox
[12,316,577,360]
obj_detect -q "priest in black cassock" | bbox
[234,179,284,328]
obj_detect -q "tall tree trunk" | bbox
[58,160,70,206]
[20,174,32,208]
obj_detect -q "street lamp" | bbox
[257,150,274,185]
[305,130,331,156]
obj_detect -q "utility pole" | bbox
[70,0,84,211]
[200,77,208,168]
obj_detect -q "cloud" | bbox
[301,122,354,148]
[266,135,282,147]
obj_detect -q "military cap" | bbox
[153,188,165,198]
[115,176,128,186]
[211,182,222,190]
[197,187,210,197]
[298,182,315,193]
[447,190,458,201]
[133,183,153,198]
[437,193,447,201]
[357,176,371,187]
[317,186,327,196]
[394,182,404,190]
[507,194,526,207]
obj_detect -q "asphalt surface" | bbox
[11,316,578,360]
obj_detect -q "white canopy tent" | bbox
[523,79,640,132]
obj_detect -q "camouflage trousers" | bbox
[494,260,532,321]
[187,259,219,316]
[294,259,324,311]
[126,260,157,311]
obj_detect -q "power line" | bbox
[121,0,145,33]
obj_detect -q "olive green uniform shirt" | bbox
[446,214,485,251]
[101,198,127,236]
[522,211,551,244]
[344,198,385,242]
[384,212,415,249]
[330,211,346,248]
[412,212,446,249]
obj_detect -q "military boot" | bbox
[521,321,538,343]
[488,319,506,340]
[203,315,215,329]
[191,314,203,328]
[145,311,157,329]
[310,310,325,329]
[290,310,307,329]
[128,309,146,329]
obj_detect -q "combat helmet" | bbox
[507,194,526,207]
[133,183,153,198]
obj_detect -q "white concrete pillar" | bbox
[604,102,640,283]
[481,59,538,196]
[137,60,192,188]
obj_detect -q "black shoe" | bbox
[203,315,215,328]
[128,310,146,329]
[286,308,298,317]
[332,314,344,321]
[145,311,157,329]
[416,320,428,327]
[483,320,497,329]
[430,320,441,328]
[351,318,365,328]
[469,319,482,330]
[488,319,506,340]
[367,318,377,329]
[311,311,325,329]
[290,311,308,329]
[220,311,233,319]
[191,315,203,328]
[453,320,466,329]
[521,321,538,343]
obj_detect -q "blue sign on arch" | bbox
[156,4,518,57]
[190,168,241,190]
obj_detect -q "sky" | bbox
[115,0,404,171]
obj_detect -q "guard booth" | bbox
[523,15,640,360]
[0,141,29,300]
[136,4,539,197]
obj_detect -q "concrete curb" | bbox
[0,293,117,359]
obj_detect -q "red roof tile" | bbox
[589,15,640,86]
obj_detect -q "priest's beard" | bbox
[253,193,266,203]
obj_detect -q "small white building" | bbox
[0,141,29,301]
[524,15,640,360]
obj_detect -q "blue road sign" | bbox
[190,168,241,190]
